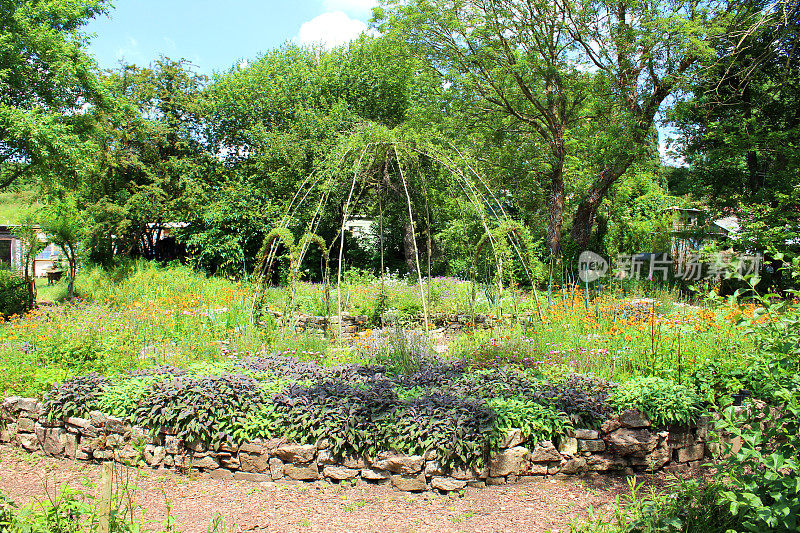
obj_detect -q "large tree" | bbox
[0,0,110,189]
[382,0,747,254]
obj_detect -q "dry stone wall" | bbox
[293,313,529,335]
[1,396,737,491]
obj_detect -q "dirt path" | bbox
[0,445,664,533]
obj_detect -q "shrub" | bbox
[44,372,109,419]
[392,392,496,469]
[134,373,267,448]
[0,270,29,318]
[488,397,569,449]
[534,374,616,429]
[610,377,701,426]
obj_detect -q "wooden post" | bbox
[98,461,113,533]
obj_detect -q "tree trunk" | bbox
[546,161,565,258]
[570,157,634,250]
[402,219,416,274]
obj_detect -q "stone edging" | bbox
[1,397,739,492]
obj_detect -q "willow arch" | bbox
[471,220,541,319]
[256,227,296,316]
[294,232,331,318]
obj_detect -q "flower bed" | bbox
[0,353,742,491]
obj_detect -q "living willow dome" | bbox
[253,124,543,336]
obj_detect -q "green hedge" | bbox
[0,270,29,318]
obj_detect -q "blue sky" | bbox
[85,0,378,75]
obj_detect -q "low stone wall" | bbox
[1,397,735,491]
[293,312,532,335]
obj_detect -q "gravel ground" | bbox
[0,445,668,533]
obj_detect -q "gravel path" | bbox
[0,445,665,533]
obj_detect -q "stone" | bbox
[323,465,359,480]
[558,437,578,456]
[425,460,444,477]
[164,435,180,455]
[667,430,695,448]
[530,441,560,462]
[574,429,599,440]
[607,428,658,455]
[164,455,175,467]
[601,416,622,434]
[586,454,627,472]
[560,457,587,475]
[65,417,91,430]
[547,462,563,475]
[423,449,438,461]
[17,433,38,451]
[144,445,166,466]
[391,473,427,491]
[94,450,114,460]
[105,415,125,434]
[467,480,485,488]
[490,446,530,477]
[220,455,240,470]
[372,453,424,475]
[577,439,606,453]
[269,457,284,480]
[695,416,713,441]
[63,433,78,459]
[529,463,548,475]
[185,439,206,453]
[89,411,107,428]
[190,454,219,470]
[240,451,270,473]
[274,444,317,464]
[234,471,271,482]
[619,409,651,428]
[486,477,506,485]
[17,417,35,433]
[1,396,20,413]
[431,477,467,491]
[17,398,38,413]
[361,468,390,481]
[316,438,330,450]
[677,444,705,463]
[500,428,524,448]
[342,455,369,469]
[284,462,319,481]
[75,450,90,461]
[630,445,670,471]
[37,426,65,456]
[208,469,234,481]
[115,444,140,463]
[317,450,336,465]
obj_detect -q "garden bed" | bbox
[0,351,740,492]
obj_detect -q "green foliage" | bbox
[0,0,109,191]
[0,270,29,317]
[488,397,569,449]
[611,377,701,426]
[97,375,165,420]
[44,372,108,420]
[133,374,267,449]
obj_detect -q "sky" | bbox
[85,0,378,75]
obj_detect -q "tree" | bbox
[382,0,745,254]
[381,0,592,257]
[41,196,84,299]
[80,58,209,264]
[0,0,110,190]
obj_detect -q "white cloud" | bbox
[321,0,377,17]
[296,11,368,50]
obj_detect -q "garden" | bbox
[2,260,799,531]
[3,0,800,530]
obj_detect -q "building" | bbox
[0,225,65,277]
